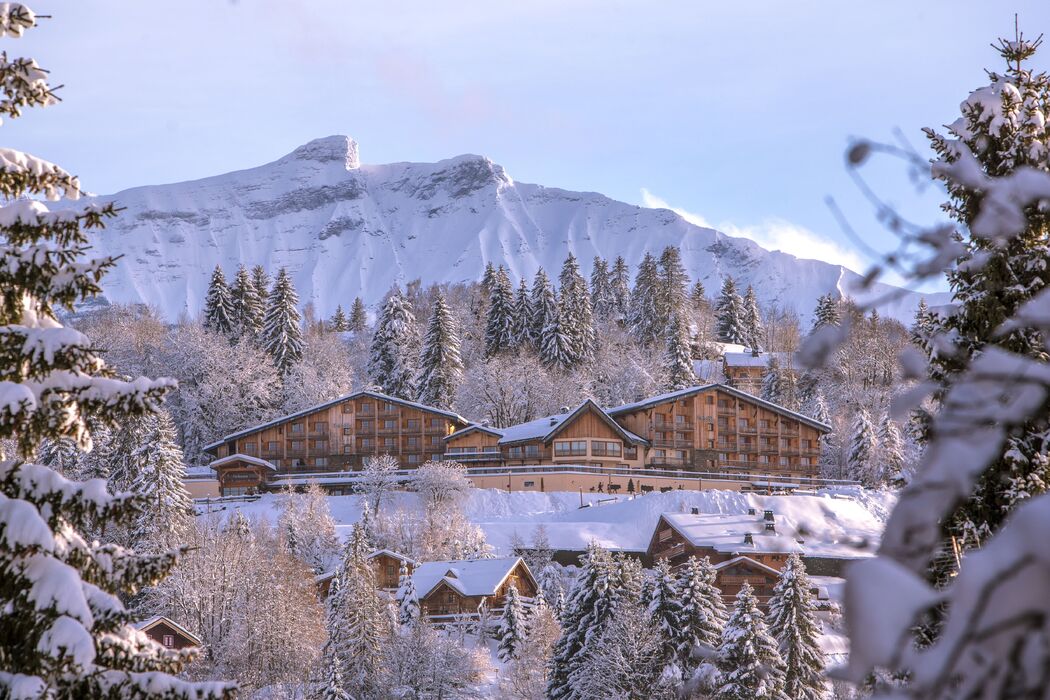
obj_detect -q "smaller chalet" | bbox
[134,616,202,650]
[411,557,537,617]
[649,510,803,571]
[371,549,417,591]
[713,556,782,605]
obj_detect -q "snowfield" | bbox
[79,135,946,323]
[202,486,894,559]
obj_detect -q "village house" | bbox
[133,616,202,651]
[410,557,538,618]
[721,350,798,396]
[446,383,829,481]
[201,390,469,496]
[371,549,417,591]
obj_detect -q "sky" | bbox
[11,1,1050,288]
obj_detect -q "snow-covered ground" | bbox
[201,486,894,559]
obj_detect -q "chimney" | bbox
[549,418,558,426]
[743,533,754,545]
[765,522,776,533]
[691,507,699,515]
[751,347,760,358]
[763,510,774,522]
[747,507,756,516]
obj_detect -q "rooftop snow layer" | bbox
[410,557,527,598]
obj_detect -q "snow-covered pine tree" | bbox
[628,252,661,345]
[330,304,350,332]
[396,561,420,627]
[279,481,340,574]
[417,292,463,410]
[847,406,879,487]
[810,294,840,333]
[485,265,516,357]
[497,583,528,662]
[743,285,764,351]
[647,558,687,681]
[127,409,193,552]
[0,9,232,694]
[548,543,618,699]
[231,263,264,339]
[203,264,236,336]
[657,245,690,331]
[715,582,786,700]
[877,414,908,488]
[540,307,573,371]
[558,253,595,365]
[762,358,783,404]
[36,435,80,476]
[261,267,305,374]
[529,268,558,347]
[511,278,533,347]
[349,297,368,333]
[767,554,827,700]
[715,277,748,344]
[610,255,631,318]
[368,286,418,399]
[320,661,352,700]
[251,264,270,304]
[691,280,707,309]
[481,261,498,298]
[663,314,697,391]
[676,556,728,666]
[590,256,615,321]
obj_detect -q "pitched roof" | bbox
[368,549,417,566]
[659,511,805,555]
[606,383,831,433]
[203,390,469,452]
[723,351,799,369]
[208,453,276,471]
[445,424,505,442]
[133,615,203,646]
[713,555,783,578]
[476,400,649,447]
[412,557,532,599]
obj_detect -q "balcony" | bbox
[442,451,503,463]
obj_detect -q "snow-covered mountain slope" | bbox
[83,135,948,322]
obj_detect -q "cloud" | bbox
[640,188,871,274]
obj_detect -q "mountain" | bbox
[82,135,947,322]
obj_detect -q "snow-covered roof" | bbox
[495,400,648,446]
[713,555,782,578]
[661,511,806,555]
[445,424,504,441]
[723,351,798,369]
[184,465,217,479]
[368,549,417,566]
[692,359,725,383]
[606,383,831,433]
[209,453,276,471]
[412,556,531,599]
[133,615,202,646]
[203,390,469,452]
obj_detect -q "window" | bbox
[311,439,327,450]
[431,418,444,428]
[675,415,686,424]
[801,439,812,449]
[655,449,665,459]
[315,457,327,466]
[311,421,327,432]
[706,396,715,405]
[243,441,256,454]
[738,418,750,429]
[290,423,303,433]
[624,446,637,460]
[360,438,374,448]
[591,440,621,457]
[359,420,373,431]
[508,446,523,458]
[342,403,353,414]
[266,441,278,452]
[343,445,353,454]
[387,565,397,577]
[431,453,443,461]
[718,399,731,408]
[383,402,397,412]
[430,436,441,446]
[482,445,500,453]
[759,419,771,429]
[779,456,788,466]
[525,444,540,458]
[382,437,395,448]
[360,402,374,414]
[343,426,352,436]
[383,419,396,430]
[289,440,303,451]
[554,440,587,456]
[405,419,420,430]
[406,437,419,448]
[222,486,251,497]
[407,454,421,464]
[523,480,535,487]
[162,635,174,647]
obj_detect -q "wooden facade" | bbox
[445,385,828,480]
[204,391,469,496]
[134,616,202,650]
[371,550,416,591]
[714,556,782,605]
[418,558,537,617]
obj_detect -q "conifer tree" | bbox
[261,267,305,374]
[548,543,618,699]
[540,308,573,371]
[810,294,840,333]
[558,253,596,364]
[497,583,527,662]
[610,255,631,318]
[349,296,368,333]
[743,284,764,350]
[0,10,231,694]
[910,297,936,354]
[878,415,908,488]
[663,314,697,391]
[231,263,264,339]
[677,556,728,664]
[715,582,786,700]
[396,561,420,627]
[657,245,690,331]
[417,292,463,410]
[511,278,533,347]
[485,265,516,357]
[691,280,708,310]
[128,409,193,552]
[330,304,350,332]
[767,555,827,700]
[251,264,270,304]
[368,286,418,399]
[847,407,879,486]
[628,252,661,345]
[530,268,558,346]
[481,261,498,298]
[590,256,615,321]
[203,264,236,336]
[647,559,687,679]
[715,277,748,344]
[36,435,80,476]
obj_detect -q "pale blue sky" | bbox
[10,1,1050,284]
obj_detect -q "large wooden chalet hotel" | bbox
[197,384,829,498]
